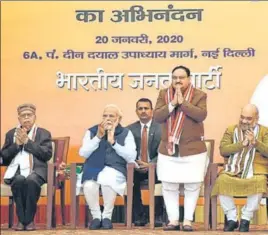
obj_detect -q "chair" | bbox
[0,142,55,229]
[147,139,215,230]
[52,137,70,226]
[81,164,162,229]
[70,162,134,229]
[210,163,268,230]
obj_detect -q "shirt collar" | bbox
[140,119,152,129]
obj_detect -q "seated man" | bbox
[127,98,164,227]
[79,104,137,230]
[1,103,52,231]
[212,104,268,232]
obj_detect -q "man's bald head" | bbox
[241,104,259,118]
[239,104,259,131]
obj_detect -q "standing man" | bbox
[127,98,164,227]
[2,104,52,231]
[154,66,208,231]
[79,104,136,230]
[212,104,268,232]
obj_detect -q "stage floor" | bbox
[1,224,268,235]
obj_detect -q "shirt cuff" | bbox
[168,102,175,113]
[134,161,140,169]
[112,141,119,148]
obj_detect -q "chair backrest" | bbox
[52,137,70,164]
[52,137,70,186]
[204,139,215,163]
[0,166,6,184]
[177,140,215,195]
[48,141,55,164]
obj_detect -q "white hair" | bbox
[104,104,123,118]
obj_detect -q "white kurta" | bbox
[157,103,209,183]
[4,125,37,179]
[157,151,209,183]
[78,129,137,196]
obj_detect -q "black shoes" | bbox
[239,219,250,232]
[154,215,163,227]
[89,218,101,230]
[102,218,113,229]
[89,218,113,230]
[134,213,147,226]
[224,220,239,232]
[134,214,163,227]
[163,224,180,231]
[224,219,250,232]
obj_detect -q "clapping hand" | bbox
[107,117,119,145]
[15,127,29,145]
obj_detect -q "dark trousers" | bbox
[5,173,45,225]
[133,170,163,220]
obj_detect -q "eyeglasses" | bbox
[19,113,35,119]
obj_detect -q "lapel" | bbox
[148,121,156,156]
[135,121,142,139]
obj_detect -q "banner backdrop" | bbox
[2,1,268,164]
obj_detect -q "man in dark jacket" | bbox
[2,103,52,231]
[127,98,163,227]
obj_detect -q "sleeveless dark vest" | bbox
[81,124,129,183]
